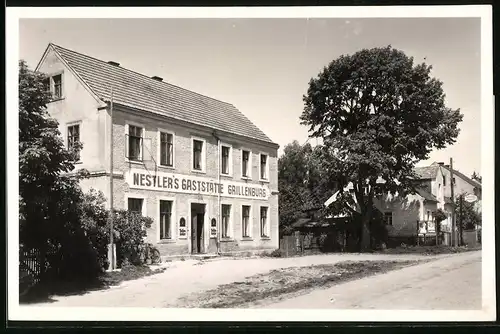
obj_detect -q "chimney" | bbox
[437,162,444,166]
[108,61,120,67]
[151,76,163,82]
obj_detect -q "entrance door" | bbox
[191,204,205,254]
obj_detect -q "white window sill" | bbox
[241,176,252,181]
[127,159,145,165]
[260,236,271,240]
[158,239,176,244]
[220,173,233,178]
[48,97,65,103]
[191,169,206,174]
[158,164,175,170]
[259,179,270,183]
[220,238,235,243]
[241,237,253,241]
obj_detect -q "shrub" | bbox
[269,249,282,257]
[113,210,153,267]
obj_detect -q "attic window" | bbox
[108,61,120,66]
[44,73,64,100]
[152,76,163,82]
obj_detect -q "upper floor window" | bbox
[43,73,64,100]
[260,154,268,180]
[192,138,205,172]
[67,124,81,161]
[53,74,62,99]
[160,132,174,167]
[242,150,251,178]
[221,145,232,176]
[443,176,446,186]
[128,125,143,161]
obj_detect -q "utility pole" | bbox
[109,86,115,270]
[450,157,455,247]
[459,194,464,246]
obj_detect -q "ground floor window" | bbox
[260,206,268,237]
[383,211,392,226]
[160,200,173,240]
[127,198,143,215]
[222,204,231,238]
[242,205,251,238]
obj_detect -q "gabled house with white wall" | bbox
[35,43,280,258]
[324,161,481,242]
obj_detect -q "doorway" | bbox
[191,203,206,254]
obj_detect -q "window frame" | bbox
[124,193,147,217]
[241,148,252,180]
[241,204,253,239]
[157,196,176,242]
[44,71,65,101]
[383,211,393,226]
[259,152,270,182]
[220,143,233,177]
[221,203,233,239]
[52,74,63,100]
[260,206,270,238]
[66,121,82,162]
[157,128,175,169]
[191,136,207,173]
[125,122,145,163]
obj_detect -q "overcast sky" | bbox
[19,18,481,177]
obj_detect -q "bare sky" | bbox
[19,18,481,177]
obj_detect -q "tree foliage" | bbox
[471,171,482,183]
[278,140,334,234]
[300,46,463,250]
[455,194,481,230]
[19,61,156,287]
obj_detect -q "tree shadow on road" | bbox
[19,265,166,304]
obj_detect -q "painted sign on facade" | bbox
[125,169,270,200]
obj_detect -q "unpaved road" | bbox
[254,250,481,310]
[36,252,477,308]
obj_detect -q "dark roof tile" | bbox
[49,44,276,145]
[416,188,439,202]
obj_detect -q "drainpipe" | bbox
[212,130,221,255]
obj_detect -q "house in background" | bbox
[324,161,481,245]
[414,161,482,235]
[325,181,439,244]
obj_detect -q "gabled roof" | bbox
[40,43,277,146]
[414,162,481,190]
[414,162,440,180]
[441,166,482,189]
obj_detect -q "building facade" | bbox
[36,43,280,257]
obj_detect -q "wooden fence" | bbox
[19,248,43,295]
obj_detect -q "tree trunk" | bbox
[360,214,371,251]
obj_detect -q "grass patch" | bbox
[175,260,417,308]
[377,245,481,255]
[20,264,166,304]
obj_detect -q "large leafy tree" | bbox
[300,46,463,250]
[19,60,95,281]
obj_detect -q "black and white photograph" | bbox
[6,6,495,322]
